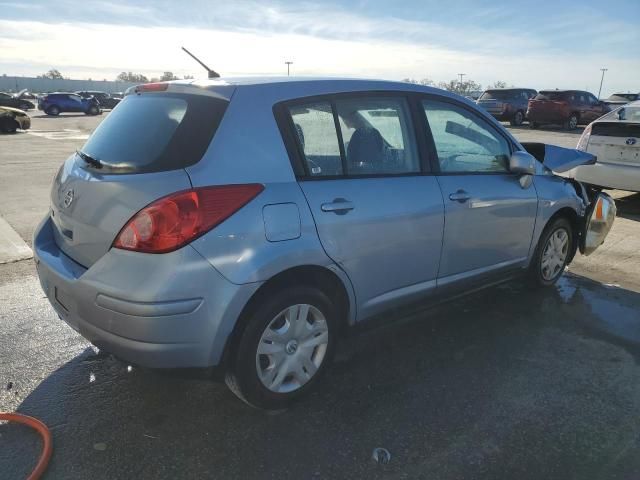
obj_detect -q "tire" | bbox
[529,121,539,129]
[19,102,31,111]
[528,217,573,287]
[510,110,525,127]
[0,117,18,133]
[46,105,60,116]
[87,105,99,115]
[225,286,337,410]
[565,113,579,130]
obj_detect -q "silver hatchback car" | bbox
[34,77,615,409]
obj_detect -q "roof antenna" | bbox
[181,46,220,79]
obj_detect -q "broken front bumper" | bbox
[581,192,616,256]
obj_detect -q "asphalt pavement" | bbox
[1,114,640,479]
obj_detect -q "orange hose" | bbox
[0,413,52,480]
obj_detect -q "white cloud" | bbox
[0,14,637,96]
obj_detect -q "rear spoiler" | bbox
[520,142,596,173]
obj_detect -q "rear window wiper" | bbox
[76,150,103,169]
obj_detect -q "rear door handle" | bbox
[449,190,470,203]
[321,198,354,215]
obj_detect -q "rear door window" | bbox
[287,96,419,177]
[335,97,419,175]
[79,92,227,174]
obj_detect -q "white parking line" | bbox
[0,216,33,264]
[27,129,90,140]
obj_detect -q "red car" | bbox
[527,90,610,130]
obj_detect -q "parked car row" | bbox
[476,87,638,130]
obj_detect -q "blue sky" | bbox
[1,0,638,95]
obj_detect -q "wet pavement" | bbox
[2,262,640,479]
[1,116,640,479]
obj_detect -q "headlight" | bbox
[576,124,592,151]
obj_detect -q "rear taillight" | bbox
[576,124,592,151]
[113,184,264,253]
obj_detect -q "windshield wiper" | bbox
[76,150,103,169]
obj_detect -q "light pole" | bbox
[285,61,293,76]
[458,73,466,93]
[597,68,608,100]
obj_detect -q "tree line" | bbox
[402,77,510,95]
[36,69,194,83]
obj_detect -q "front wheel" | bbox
[46,105,60,116]
[225,286,336,410]
[528,217,573,287]
[0,117,18,133]
[529,121,539,129]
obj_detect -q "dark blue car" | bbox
[38,93,101,116]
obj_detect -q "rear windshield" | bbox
[535,92,569,101]
[79,92,227,174]
[479,90,519,100]
[608,94,639,102]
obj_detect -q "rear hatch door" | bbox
[588,122,640,167]
[528,93,567,119]
[50,86,229,267]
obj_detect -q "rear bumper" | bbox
[567,162,640,192]
[487,111,512,121]
[527,110,569,124]
[33,216,261,368]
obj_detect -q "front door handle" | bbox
[321,198,354,215]
[449,190,470,203]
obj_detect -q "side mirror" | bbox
[509,151,536,176]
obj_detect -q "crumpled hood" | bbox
[521,142,597,173]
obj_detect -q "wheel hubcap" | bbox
[541,228,569,281]
[570,117,577,128]
[256,304,329,393]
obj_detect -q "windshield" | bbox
[80,92,227,173]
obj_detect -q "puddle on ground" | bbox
[555,274,640,353]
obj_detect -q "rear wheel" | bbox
[19,102,31,111]
[565,113,579,130]
[529,121,539,129]
[225,286,336,410]
[510,110,525,126]
[528,217,573,287]
[87,105,99,115]
[46,105,60,116]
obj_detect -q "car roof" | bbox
[484,87,535,91]
[539,89,586,94]
[160,76,471,104]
